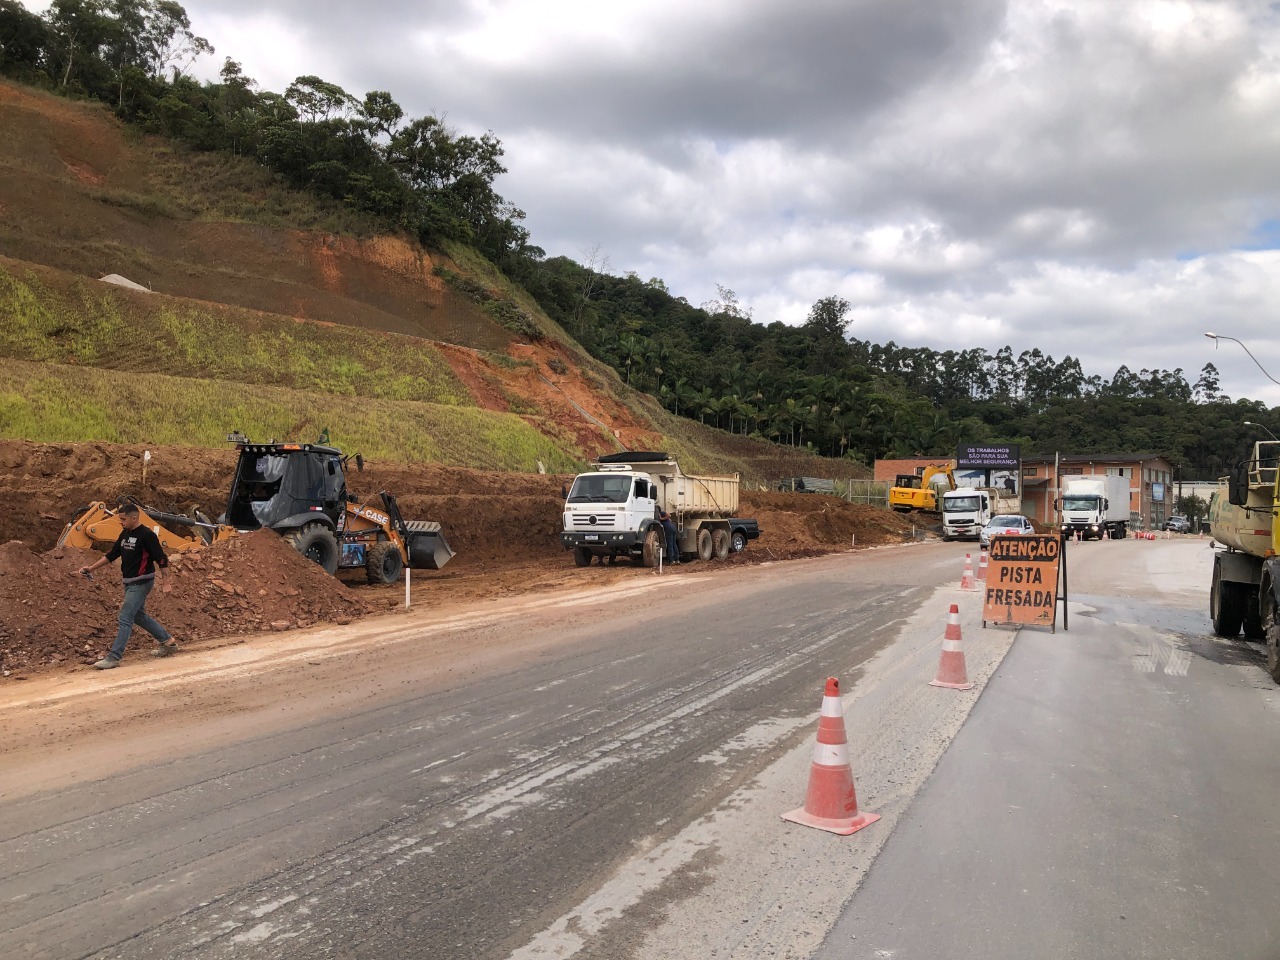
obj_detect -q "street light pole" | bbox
[1204,332,1280,387]
[1244,420,1279,441]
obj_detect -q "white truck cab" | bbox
[941,488,992,541]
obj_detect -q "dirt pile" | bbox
[738,492,920,558]
[0,530,374,674]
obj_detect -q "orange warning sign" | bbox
[982,534,1061,627]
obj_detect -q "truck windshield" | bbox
[944,497,982,512]
[1061,496,1100,511]
[568,475,632,503]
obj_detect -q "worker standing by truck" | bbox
[79,502,179,669]
[659,509,679,565]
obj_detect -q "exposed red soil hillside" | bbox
[0,82,513,350]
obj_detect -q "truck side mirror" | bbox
[1229,466,1248,506]
[1102,499,1108,510]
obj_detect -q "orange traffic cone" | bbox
[930,603,973,690]
[782,677,880,836]
[960,553,976,590]
[977,550,989,581]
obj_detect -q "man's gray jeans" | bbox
[109,580,171,661]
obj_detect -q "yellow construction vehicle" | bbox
[58,435,453,584]
[59,499,236,554]
[888,464,956,513]
[1208,439,1280,678]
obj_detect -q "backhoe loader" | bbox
[58,435,453,584]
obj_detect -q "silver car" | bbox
[980,514,1035,547]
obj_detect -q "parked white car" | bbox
[979,514,1035,548]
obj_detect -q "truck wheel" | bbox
[284,523,339,576]
[641,527,662,568]
[731,530,747,553]
[366,542,404,584]
[712,528,731,560]
[697,528,713,562]
[1210,561,1245,637]
[573,546,592,568]
[1263,588,1280,683]
[1245,587,1265,639]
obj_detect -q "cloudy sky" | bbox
[26,0,1280,405]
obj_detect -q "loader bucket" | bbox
[405,520,454,570]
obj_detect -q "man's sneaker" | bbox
[152,641,178,657]
[93,656,120,670]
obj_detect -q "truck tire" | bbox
[641,527,662,568]
[1210,561,1245,637]
[573,546,592,568]
[284,522,339,576]
[731,530,747,553]
[366,541,404,584]
[697,528,713,562]
[712,528,731,560]
[1244,586,1265,640]
[1263,587,1280,683]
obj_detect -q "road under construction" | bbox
[2,533,1276,959]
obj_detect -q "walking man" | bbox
[79,503,178,668]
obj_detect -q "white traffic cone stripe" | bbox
[820,696,844,718]
[813,741,850,766]
[942,639,964,653]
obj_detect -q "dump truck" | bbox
[941,488,994,541]
[1208,439,1280,679]
[889,464,955,513]
[1058,475,1130,540]
[59,435,453,584]
[561,452,751,566]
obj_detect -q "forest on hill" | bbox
[1,0,1274,480]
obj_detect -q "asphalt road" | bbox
[8,535,1267,960]
[817,536,1280,960]
[0,544,963,960]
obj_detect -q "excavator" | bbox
[58,434,453,584]
[888,464,956,513]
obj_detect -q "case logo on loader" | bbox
[355,506,390,526]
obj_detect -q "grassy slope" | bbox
[0,358,582,472]
[0,80,869,482]
[0,258,470,404]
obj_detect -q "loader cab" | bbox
[225,443,347,531]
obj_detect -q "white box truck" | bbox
[941,488,994,541]
[1059,475,1130,540]
[561,452,753,567]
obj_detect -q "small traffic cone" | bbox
[782,677,880,836]
[930,603,973,690]
[977,550,989,581]
[960,553,976,590]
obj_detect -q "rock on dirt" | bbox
[0,531,372,674]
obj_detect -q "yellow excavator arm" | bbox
[58,501,235,554]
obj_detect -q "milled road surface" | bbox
[1,543,978,960]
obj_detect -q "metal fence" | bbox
[767,478,890,508]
